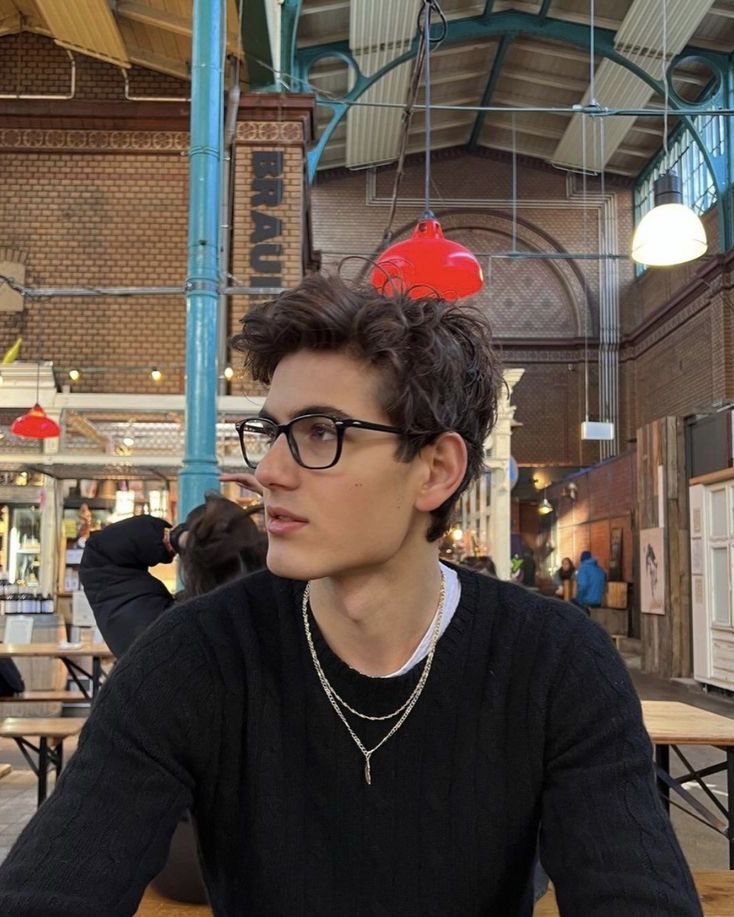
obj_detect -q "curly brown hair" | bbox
[231,272,503,541]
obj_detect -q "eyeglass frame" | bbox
[235,413,406,470]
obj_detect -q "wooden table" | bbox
[136,885,212,915]
[641,700,734,868]
[0,643,115,699]
[0,716,86,805]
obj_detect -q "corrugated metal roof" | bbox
[552,0,717,171]
[298,0,732,176]
[35,0,130,67]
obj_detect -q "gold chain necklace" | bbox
[302,572,446,785]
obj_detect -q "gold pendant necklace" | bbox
[302,572,446,785]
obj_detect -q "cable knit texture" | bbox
[0,569,701,916]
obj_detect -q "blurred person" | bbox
[520,547,536,588]
[574,549,607,613]
[553,556,576,599]
[0,274,701,916]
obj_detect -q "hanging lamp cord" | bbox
[420,0,448,221]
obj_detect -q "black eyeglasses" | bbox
[235,413,405,470]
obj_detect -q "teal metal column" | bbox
[179,0,224,519]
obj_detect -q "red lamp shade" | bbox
[371,217,484,301]
[10,403,61,439]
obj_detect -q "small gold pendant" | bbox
[364,756,372,785]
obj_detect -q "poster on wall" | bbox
[640,527,665,614]
[608,527,623,581]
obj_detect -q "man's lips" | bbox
[266,506,308,534]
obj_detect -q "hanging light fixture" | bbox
[11,361,60,439]
[371,0,483,301]
[631,172,707,267]
[630,3,706,269]
[538,492,553,516]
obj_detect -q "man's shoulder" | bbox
[171,569,296,641]
[461,570,587,629]
[459,569,613,665]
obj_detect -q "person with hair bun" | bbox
[78,491,267,658]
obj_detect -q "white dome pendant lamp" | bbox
[631,172,707,267]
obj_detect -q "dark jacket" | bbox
[576,557,606,606]
[79,515,175,658]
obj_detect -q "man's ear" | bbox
[414,432,468,513]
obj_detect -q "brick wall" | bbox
[0,35,312,396]
[0,147,190,394]
[0,32,189,99]
[549,451,636,581]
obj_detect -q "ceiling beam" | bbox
[480,116,564,140]
[126,45,191,81]
[493,0,620,31]
[469,35,512,147]
[499,64,587,94]
[300,0,349,15]
[116,0,241,52]
[0,14,21,37]
[116,1,193,37]
[616,144,651,159]
[538,0,554,17]
[511,39,588,63]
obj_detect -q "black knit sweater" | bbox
[0,569,701,916]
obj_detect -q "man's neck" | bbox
[307,551,444,677]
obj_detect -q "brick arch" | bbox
[380,210,591,339]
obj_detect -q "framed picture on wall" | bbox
[609,527,623,581]
[640,527,665,614]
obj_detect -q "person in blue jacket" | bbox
[574,550,607,610]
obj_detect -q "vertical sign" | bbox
[250,151,284,289]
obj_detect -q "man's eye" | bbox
[308,423,337,441]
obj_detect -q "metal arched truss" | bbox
[285,7,733,249]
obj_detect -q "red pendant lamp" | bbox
[11,362,60,439]
[371,1,483,301]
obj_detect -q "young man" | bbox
[0,273,701,915]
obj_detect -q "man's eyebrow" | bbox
[259,405,351,422]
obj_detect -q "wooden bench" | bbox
[136,885,212,915]
[0,716,86,806]
[534,871,734,915]
[0,690,87,704]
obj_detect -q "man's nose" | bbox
[254,432,299,489]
